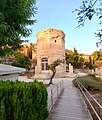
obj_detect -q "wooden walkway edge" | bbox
[47,78,92,120]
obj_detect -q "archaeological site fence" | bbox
[47,81,64,112]
[77,80,102,120]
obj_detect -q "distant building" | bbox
[20,43,37,61]
[81,54,90,62]
[81,54,94,63]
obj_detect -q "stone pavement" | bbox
[47,77,92,120]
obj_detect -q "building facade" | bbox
[34,28,66,79]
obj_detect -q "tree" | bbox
[48,59,64,85]
[84,61,95,70]
[74,0,102,48]
[0,0,37,57]
[28,43,33,59]
[92,50,102,60]
[74,47,78,55]
[92,50,102,67]
[66,48,84,68]
[12,53,31,69]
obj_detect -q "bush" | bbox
[0,80,48,120]
[12,54,31,69]
[88,74,101,82]
[84,62,95,70]
[73,75,102,91]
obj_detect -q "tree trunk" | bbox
[49,71,56,84]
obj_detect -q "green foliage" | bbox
[88,74,102,82]
[0,80,48,120]
[48,59,64,84]
[28,43,33,59]
[84,61,95,69]
[74,0,102,48]
[92,51,102,60]
[12,53,31,69]
[74,0,102,26]
[83,55,95,69]
[74,47,78,55]
[48,59,64,72]
[0,0,37,57]
[73,75,102,91]
[0,60,3,63]
[66,48,84,68]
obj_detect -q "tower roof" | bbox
[36,28,65,41]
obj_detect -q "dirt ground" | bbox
[91,91,102,105]
[21,69,35,78]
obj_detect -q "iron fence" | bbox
[77,80,102,120]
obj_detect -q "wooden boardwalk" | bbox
[47,78,92,120]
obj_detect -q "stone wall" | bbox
[0,64,26,81]
[0,73,19,81]
[95,67,102,76]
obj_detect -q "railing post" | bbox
[61,81,62,91]
[77,80,102,120]
[57,84,58,97]
[48,80,64,112]
[98,107,101,118]
[60,81,61,92]
[62,81,63,90]
[100,109,102,119]
[51,89,53,107]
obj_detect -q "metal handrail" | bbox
[77,80,102,120]
[47,80,64,112]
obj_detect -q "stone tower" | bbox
[34,28,66,79]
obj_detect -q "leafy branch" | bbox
[74,0,102,49]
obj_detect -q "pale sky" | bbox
[26,0,101,54]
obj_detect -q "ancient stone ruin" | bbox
[34,28,66,79]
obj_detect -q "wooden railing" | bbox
[77,80,102,120]
[47,81,64,112]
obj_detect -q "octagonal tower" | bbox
[35,28,66,79]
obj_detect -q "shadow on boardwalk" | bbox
[47,78,92,120]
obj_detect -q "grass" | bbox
[73,74,102,91]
